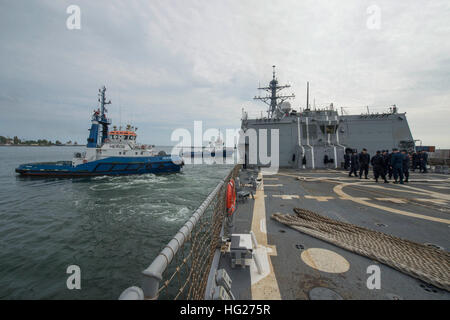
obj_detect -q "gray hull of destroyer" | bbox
[241,110,415,169]
[339,112,414,156]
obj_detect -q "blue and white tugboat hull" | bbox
[16,156,183,177]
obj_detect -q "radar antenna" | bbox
[98,86,111,117]
[97,86,112,145]
[254,65,295,118]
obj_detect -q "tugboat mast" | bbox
[87,86,112,148]
[254,65,295,118]
[98,86,111,145]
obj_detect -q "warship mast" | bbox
[254,65,295,119]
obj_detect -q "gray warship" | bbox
[210,68,449,300]
[241,66,415,169]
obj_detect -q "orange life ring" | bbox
[226,178,236,215]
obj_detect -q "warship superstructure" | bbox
[241,66,415,169]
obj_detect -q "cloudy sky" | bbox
[1,0,449,147]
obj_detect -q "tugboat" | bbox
[15,86,184,177]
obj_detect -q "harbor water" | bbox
[0,146,233,299]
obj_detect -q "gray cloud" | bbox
[0,0,449,147]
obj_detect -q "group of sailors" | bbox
[344,149,429,184]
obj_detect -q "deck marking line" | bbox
[363,184,450,199]
[301,248,350,274]
[375,198,407,204]
[304,195,334,202]
[272,195,300,200]
[415,198,449,205]
[250,172,281,299]
[333,182,450,224]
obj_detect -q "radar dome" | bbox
[280,101,292,112]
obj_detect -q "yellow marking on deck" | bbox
[272,195,300,200]
[429,185,450,190]
[415,198,449,205]
[304,195,334,202]
[375,198,407,204]
[339,197,370,201]
[264,184,283,187]
[250,172,281,299]
[399,184,450,201]
[277,172,357,182]
[334,183,450,224]
[301,248,350,274]
[363,184,450,199]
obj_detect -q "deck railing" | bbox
[119,164,241,300]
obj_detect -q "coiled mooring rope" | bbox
[272,208,450,292]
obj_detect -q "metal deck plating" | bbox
[220,169,450,300]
